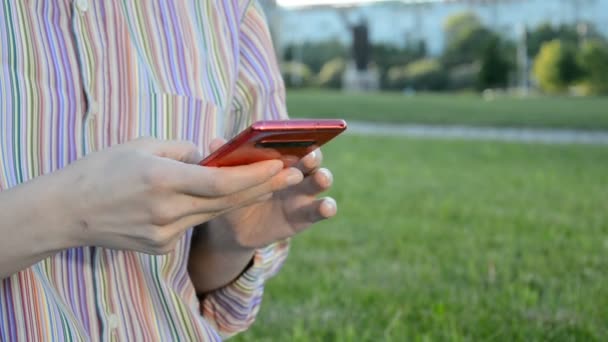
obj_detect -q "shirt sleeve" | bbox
[200,1,291,339]
[223,0,288,138]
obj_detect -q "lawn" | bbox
[234,135,608,341]
[287,90,608,130]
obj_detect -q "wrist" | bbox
[203,218,256,257]
[8,171,81,255]
[43,166,89,249]
[188,219,257,293]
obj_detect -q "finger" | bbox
[165,211,222,235]
[173,159,285,197]
[212,192,273,215]
[290,168,333,196]
[294,149,323,175]
[164,193,273,234]
[209,138,227,154]
[216,167,303,208]
[129,137,203,164]
[288,197,338,231]
[157,141,203,164]
[153,194,229,224]
[171,189,274,221]
[318,197,338,219]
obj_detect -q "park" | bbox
[237,0,608,340]
[233,91,608,340]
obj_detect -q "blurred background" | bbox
[236,0,608,340]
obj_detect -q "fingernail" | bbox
[269,161,283,175]
[319,168,333,185]
[304,151,317,168]
[322,197,337,216]
[286,168,303,185]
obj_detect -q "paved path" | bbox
[345,121,608,145]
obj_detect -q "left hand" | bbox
[207,138,338,250]
[188,139,338,292]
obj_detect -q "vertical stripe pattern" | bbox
[0,1,289,340]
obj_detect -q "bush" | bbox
[388,58,447,91]
[317,57,346,89]
[281,62,313,88]
[447,63,480,90]
[533,40,583,94]
[577,40,608,95]
[386,66,406,90]
[283,40,347,73]
[372,42,426,89]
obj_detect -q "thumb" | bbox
[209,138,227,153]
[129,137,203,164]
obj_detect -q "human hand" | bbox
[205,138,338,250]
[59,138,301,254]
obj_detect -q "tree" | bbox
[442,12,498,68]
[526,21,606,59]
[283,45,295,62]
[526,23,578,58]
[478,37,512,90]
[533,40,582,94]
[443,12,482,44]
[578,40,608,94]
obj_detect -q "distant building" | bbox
[272,0,608,55]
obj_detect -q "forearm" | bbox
[188,220,256,294]
[0,172,77,279]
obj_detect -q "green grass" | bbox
[235,135,608,341]
[287,90,608,130]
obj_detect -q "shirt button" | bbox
[89,100,99,115]
[108,313,119,330]
[75,0,89,12]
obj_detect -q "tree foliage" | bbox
[533,40,582,94]
[442,12,496,67]
[388,58,447,91]
[279,12,608,94]
[578,40,608,94]
[317,57,346,89]
[526,22,605,58]
[526,22,579,58]
[281,62,313,88]
[372,42,427,89]
[478,37,512,90]
[283,40,348,73]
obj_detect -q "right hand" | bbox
[57,137,300,255]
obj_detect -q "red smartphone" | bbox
[200,119,347,167]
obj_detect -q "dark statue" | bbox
[352,19,370,71]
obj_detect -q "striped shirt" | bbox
[0,1,289,340]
